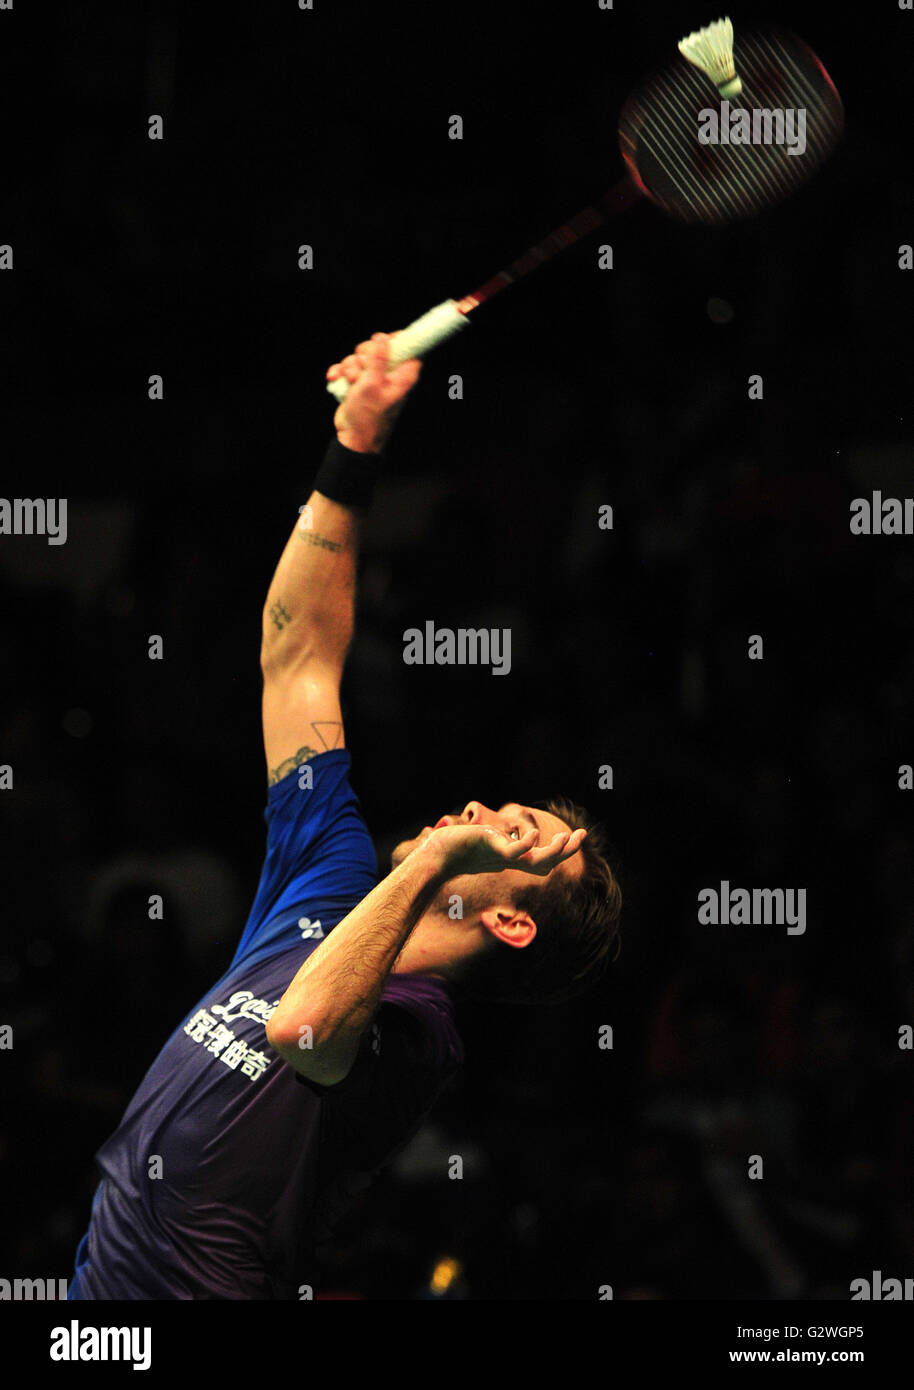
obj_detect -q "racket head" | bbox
[619,28,844,226]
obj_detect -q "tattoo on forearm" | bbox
[295,531,343,553]
[268,599,292,631]
[268,744,320,786]
[267,723,344,785]
[311,721,343,751]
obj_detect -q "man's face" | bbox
[389,801,586,977]
[391,799,581,896]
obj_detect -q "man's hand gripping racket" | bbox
[327,332,423,453]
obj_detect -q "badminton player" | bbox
[67,334,622,1300]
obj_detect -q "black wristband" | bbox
[312,437,382,510]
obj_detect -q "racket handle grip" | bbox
[326,299,469,402]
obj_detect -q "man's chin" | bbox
[390,839,414,868]
[390,831,429,868]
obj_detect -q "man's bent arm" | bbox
[265,821,585,1086]
[265,840,447,1085]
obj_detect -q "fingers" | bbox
[327,347,384,386]
[504,827,539,855]
[327,334,390,383]
[515,827,587,873]
[326,332,421,388]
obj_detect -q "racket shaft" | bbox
[325,177,639,400]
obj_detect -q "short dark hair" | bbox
[453,795,622,1007]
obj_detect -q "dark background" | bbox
[1,0,912,1299]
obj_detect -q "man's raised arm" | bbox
[259,333,421,785]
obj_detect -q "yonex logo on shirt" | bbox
[298,916,324,940]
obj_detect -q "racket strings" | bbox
[456,28,842,321]
[732,35,836,191]
[621,30,843,225]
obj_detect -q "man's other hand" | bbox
[419,822,587,879]
[328,332,422,454]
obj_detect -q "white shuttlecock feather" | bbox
[678,17,743,99]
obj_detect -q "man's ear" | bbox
[479,906,537,950]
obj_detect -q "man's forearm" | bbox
[261,334,419,675]
[265,842,447,1081]
[261,485,361,676]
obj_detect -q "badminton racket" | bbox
[327,19,843,401]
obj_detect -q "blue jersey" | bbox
[68,750,463,1300]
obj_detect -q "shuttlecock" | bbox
[678,17,743,99]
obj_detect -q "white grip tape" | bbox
[326,299,469,401]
